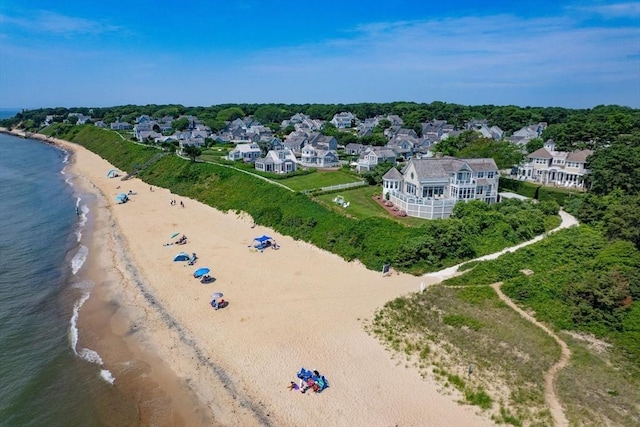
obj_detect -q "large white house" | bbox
[228,143,262,163]
[382,157,500,219]
[255,149,298,174]
[300,145,340,168]
[517,140,592,189]
[330,112,357,129]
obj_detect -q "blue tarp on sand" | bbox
[116,193,128,204]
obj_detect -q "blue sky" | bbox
[0,0,638,109]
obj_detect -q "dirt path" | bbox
[491,282,571,427]
[420,209,578,426]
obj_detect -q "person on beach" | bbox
[180,200,184,208]
[288,381,299,391]
[211,299,219,310]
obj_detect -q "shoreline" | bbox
[3,128,496,426]
[70,167,213,425]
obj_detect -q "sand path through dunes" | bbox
[422,208,578,283]
[491,282,571,427]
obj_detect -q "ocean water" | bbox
[0,133,114,426]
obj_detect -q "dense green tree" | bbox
[216,107,245,122]
[182,144,202,162]
[360,134,388,146]
[321,122,338,137]
[435,130,482,156]
[336,132,359,146]
[253,105,290,124]
[586,134,640,195]
[172,117,190,132]
[525,137,544,154]
[362,161,396,185]
[458,139,524,169]
[602,196,640,248]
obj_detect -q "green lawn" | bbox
[280,170,363,191]
[200,146,233,162]
[315,186,427,226]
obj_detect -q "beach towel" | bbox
[322,376,329,389]
[297,368,311,380]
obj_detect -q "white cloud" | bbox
[0,10,121,36]
[572,2,640,18]
[242,13,639,92]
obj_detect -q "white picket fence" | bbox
[305,181,367,194]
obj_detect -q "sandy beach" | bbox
[11,130,496,426]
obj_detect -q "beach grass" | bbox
[368,284,559,426]
[369,278,640,426]
[556,333,640,426]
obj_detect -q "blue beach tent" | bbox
[107,169,120,178]
[253,235,275,250]
[173,252,190,262]
[115,193,129,204]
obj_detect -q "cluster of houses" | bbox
[46,109,591,219]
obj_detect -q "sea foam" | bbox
[71,245,88,275]
[69,291,115,385]
[75,197,89,241]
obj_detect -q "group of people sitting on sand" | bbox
[210,298,227,310]
[175,234,187,245]
[288,368,329,394]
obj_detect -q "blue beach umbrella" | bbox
[193,267,210,278]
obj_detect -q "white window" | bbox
[477,171,485,178]
[458,187,475,199]
[487,171,495,179]
[422,186,444,198]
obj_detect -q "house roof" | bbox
[463,158,499,172]
[383,167,403,180]
[566,149,593,162]
[407,157,498,179]
[528,147,553,159]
